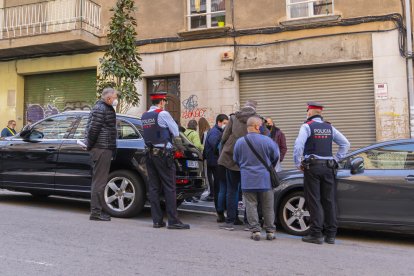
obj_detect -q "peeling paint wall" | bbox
[130,47,239,127]
[373,31,410,140]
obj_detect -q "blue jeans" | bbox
[225,169,240,223]
[216,165,227,213]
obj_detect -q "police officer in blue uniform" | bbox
[293,102,350,244]
[142,91,190,230]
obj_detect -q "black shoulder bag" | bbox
[244,136,280,189]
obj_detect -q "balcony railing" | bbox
[0,0,101,40]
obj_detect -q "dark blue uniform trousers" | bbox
[304,163,338,238]
[146,153,180,225]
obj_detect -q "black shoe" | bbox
[219,223,235,231]
[153,222,166,228]
[234,218,244,225]
[167,223,190,230]
[101,211,111,220]
[216,212,226,223]
[89,212,111,221]
[324,236,335,244]
[302,235,323,245]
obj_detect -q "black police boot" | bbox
[302,235,323,245]
[324,236,335,244]
[153,221,166,228]
[167,222,190,230]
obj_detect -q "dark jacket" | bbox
[218,107,257,171]
[203,124,224,167]
[269,125,287,162]
[85,100,117,150]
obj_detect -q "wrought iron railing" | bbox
[0,0,101,39]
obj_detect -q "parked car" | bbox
[275,139,414,236]
[0,111,206,218]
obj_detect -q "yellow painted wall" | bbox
[0,52,103,131]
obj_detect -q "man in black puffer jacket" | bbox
[85,87,118,221]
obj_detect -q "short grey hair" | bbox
[101,87,117,100]
[246,116,262,128]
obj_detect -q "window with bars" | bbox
[287,0,333,19]
[187,0,226,30]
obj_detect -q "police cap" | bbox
[307,101,324,111]
[150,91,168,101]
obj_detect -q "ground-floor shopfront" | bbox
[133,29,409,168]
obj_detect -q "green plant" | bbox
[97,0,143,113]
[216,15,225,23]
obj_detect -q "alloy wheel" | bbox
[282,195,310,233]
[104,177,136,212]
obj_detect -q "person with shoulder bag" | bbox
[233,116,280,241]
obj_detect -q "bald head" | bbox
[247,116,263,133]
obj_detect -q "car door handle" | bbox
[405,175,414,181]
[45,147,57,152]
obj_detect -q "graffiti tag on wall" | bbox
[26,101,92,123]
[181,94,207,119]
[182,108,207,119]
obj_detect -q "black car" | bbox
[0,111,205,218]
[275,139,414,236]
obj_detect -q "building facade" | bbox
[0,0,412,168]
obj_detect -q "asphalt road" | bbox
[0,191,413,276]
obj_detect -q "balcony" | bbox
[0,0,103,59]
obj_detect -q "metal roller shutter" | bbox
[24,69,97,123]
[239,64,376,169]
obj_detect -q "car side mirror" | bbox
[350,157,364,174]
[19,128,32,139]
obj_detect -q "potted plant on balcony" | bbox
[216,15,225,27]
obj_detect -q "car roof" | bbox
[61,110,141,120]
[346,139,414,157]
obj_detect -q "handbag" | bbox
[244,136,280,189]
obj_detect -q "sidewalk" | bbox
[178,194,246,214]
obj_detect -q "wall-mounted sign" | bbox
[375,83,388,100]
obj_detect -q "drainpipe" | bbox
[405,0,414,137]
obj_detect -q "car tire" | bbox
[101,170,145,218]
[278,191,311,236]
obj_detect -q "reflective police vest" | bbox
[141,109,171,147]
[304,118,333,157]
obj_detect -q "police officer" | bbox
[293,102,350,244]
[142,91,190,230]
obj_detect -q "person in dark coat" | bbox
[218,100,259,230]
[203,114,229,222]
[85,87,118,221]
[265,117,287,172]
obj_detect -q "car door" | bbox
[1,114,78,190]
[55,116,91,193]
[55,116,145,193]
[337,142,414,225]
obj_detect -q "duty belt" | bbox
[302,157,337,170]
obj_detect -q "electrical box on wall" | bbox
[221,51,234,61]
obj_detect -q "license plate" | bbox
[186,160,199,168]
